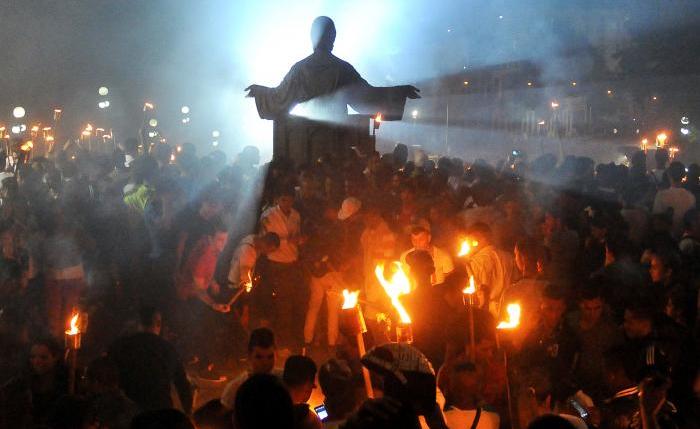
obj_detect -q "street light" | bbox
[212,130,220,138]
[12,106,26,119]
[181,106,190,114]
[98,86,109,96]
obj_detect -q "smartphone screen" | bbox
[314,404,329,421]
[569,399,589,419]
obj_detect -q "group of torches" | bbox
[339,237,522,398]
[641,131,679,159]
[62,238,523,398]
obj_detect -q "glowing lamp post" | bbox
[375,262,413,343]
[340,289,373,398]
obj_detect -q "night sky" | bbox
[2,0,699,155]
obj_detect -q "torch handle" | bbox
[68,349,78,394]
[226,287,247,307]
[355,332,374,399]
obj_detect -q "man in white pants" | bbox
[302,200,359,352]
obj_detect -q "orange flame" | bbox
[342,289,360,310]
[20,141,34,152]
[375,113,383,123]
[656,132,668,147]
[497,303,521,330]
[66,312,80,336]
[458,239,479,257]
[243,271,253,292]
[462,276,476,295]
[375,262,411,323]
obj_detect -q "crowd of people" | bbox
[0,135,699,429]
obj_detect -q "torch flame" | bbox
[462,276,476,295]
[497,303,521,330]
[243,271,253,293]
[375,262,412,323]
[656,132,668,147]
[375,112,383,123]
[342,289,360,310]
[458,239,479,257]
[66,313,80,336]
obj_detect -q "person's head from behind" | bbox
[540,284,567,331]
[152,142,173,167]
[318,359,357,419]
[648,246,679,284]
[130,409,194,429]
[467,222,493,247]
[623,301,654,339]
[667,161,685,186]
[655,148,669,170]
[604,233,633,266]
[29,337,62,376]
[515,237,544,277]
[256,232,280,255]
[405,249,435,286]
[85,356,120,394]
[310,16,336,52]
[193,399,234,429]
[139,305,162,335]
[577,284,604,328]
[393,143,409,167]
[517,367,555,427]
[234,374,295,429]
[283,355,317,404]
[446,361,479,409]
[248,327,276,374]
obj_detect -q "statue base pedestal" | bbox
[273,115,374,167]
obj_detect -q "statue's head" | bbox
[311,16,336,52]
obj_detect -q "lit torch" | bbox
[458,238,479,257]
[65,310,86,394]
[375,262,412,343]
[496,303,520,426]
[463,276,477,360]
[656,132,668,148]
[497,303,521,330]
[225,271,256,309]
[340,289,373,398]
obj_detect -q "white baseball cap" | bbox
[338,197,362,220]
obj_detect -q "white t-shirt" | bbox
[260,205,301,263]
[444,407,500,429]
[653,186,696,237]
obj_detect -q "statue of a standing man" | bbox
[245,16,420,164]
